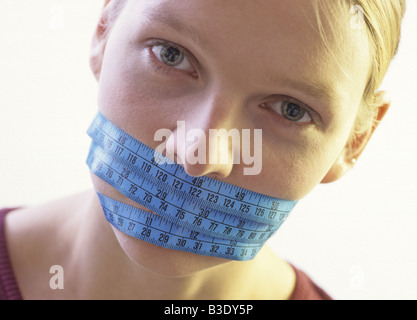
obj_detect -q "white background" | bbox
[0,1,416,300]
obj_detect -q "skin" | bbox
[5,0,391,299]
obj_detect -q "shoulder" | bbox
[0,208,22,300]
[3,190,94,299]
[289,265,333,300]
[260,245,332,300]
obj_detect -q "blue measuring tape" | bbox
[86,112,297,261]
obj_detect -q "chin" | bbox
[111,226,231,277]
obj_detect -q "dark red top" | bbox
[0,208,22,300]
[0,207,332,300]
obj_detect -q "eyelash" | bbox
[260,98,316,127]
[147,40,198,77]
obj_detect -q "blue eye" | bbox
[151,44,194,72]
[272,100,312,123]
[282,102,305,121]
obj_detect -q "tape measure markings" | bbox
[86,112,298,260]
[86,114,293,242]
[88,144,282,244]
[88,117,282,215]
[88,116,295,220]
[99,193,262,260]
[85,132,285,229]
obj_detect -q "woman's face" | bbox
[91,0,371,276]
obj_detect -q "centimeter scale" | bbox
[86,112,297,261]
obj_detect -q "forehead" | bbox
[122,0,370,108]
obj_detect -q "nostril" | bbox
[209,172,225,179]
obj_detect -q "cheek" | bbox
[258,136,341,200]
[98,35,186,154]
[98,54,158,146]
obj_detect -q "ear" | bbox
[90,0,113,81]
[321,91,391,183]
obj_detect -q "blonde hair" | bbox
[107,0,128,26]
[311,0,406,135]
[351,0,406,133]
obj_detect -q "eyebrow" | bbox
[143,9,208,51]
[281,77,340,107]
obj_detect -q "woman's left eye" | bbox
[151,44,194,72]
[270,100,312,123]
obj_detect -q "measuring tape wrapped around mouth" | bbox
[86,112,297,261]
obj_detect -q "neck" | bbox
[64,190,295,300]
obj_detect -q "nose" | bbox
[165,94,240,179]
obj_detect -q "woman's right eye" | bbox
[151,44,194,72]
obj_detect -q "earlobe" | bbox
[89,0,113,81]
[320,149,353,184]
[320,90,391,184]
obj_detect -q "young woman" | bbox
[1,0,406,300]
